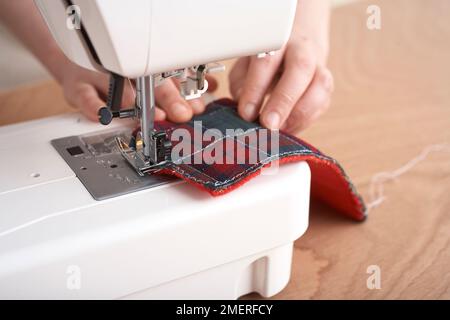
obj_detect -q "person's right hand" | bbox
[60,61,217,123]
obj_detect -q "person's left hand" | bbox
[228,4,333,136]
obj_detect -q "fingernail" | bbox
[264,111,281,129]
[243,103,257,120]
[172,103,189,117]
[190,99,204,113]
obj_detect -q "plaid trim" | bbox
[151,98,366,221]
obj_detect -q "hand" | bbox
[229,1,333,135]
[60,61,217,123]
[2,0,328,130]
[0,0,218,123]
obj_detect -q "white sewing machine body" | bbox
[35,0,298,77]
[0,115,310,299]
[0,0,311,299]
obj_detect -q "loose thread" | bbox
[366,143,450,213]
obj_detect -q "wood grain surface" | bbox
[263,0,450,299]
[0,0,449,299]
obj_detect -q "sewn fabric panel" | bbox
[151,98,366,221]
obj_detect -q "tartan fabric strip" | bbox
[151,98,366,221]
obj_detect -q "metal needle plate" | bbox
[51,129,175,201]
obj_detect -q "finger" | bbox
[284,67,334,134]
[155,107,166,121]
[188,98,206,115]
[86,71,109,99]
[238,53,283,121]
[69,83,105,122]
[121,80,166,121]
[121,84,166,123]
[229,57,250,101]
[155,80,193,123]
[238,52,282,121]
[90,73,135,111]
[260,45,317,130]
[206,75,218,92]
[169,78,206,115]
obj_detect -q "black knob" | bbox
[98,107,114,125]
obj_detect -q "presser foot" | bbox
[115,131,171,176]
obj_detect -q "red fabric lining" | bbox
[147,99,366,221]
[160,154,365,221]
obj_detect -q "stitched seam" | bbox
[164,105,316,188]
[172,127,261,164]
[172,149,314,187]
[160,105,230,134]
[217,149,314,186]
[173,164,221,183]
[169,149,314,187]
[171,135,273,185]
[235,138,270,157]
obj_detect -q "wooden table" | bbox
[1,0,449,299]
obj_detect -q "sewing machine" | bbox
[0,0,311,299]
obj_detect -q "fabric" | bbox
[150,98,366,221]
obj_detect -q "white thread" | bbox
[172,127,261,164]
[127,78,136,100]
[366,143,450,213]
[169,148,314,187]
